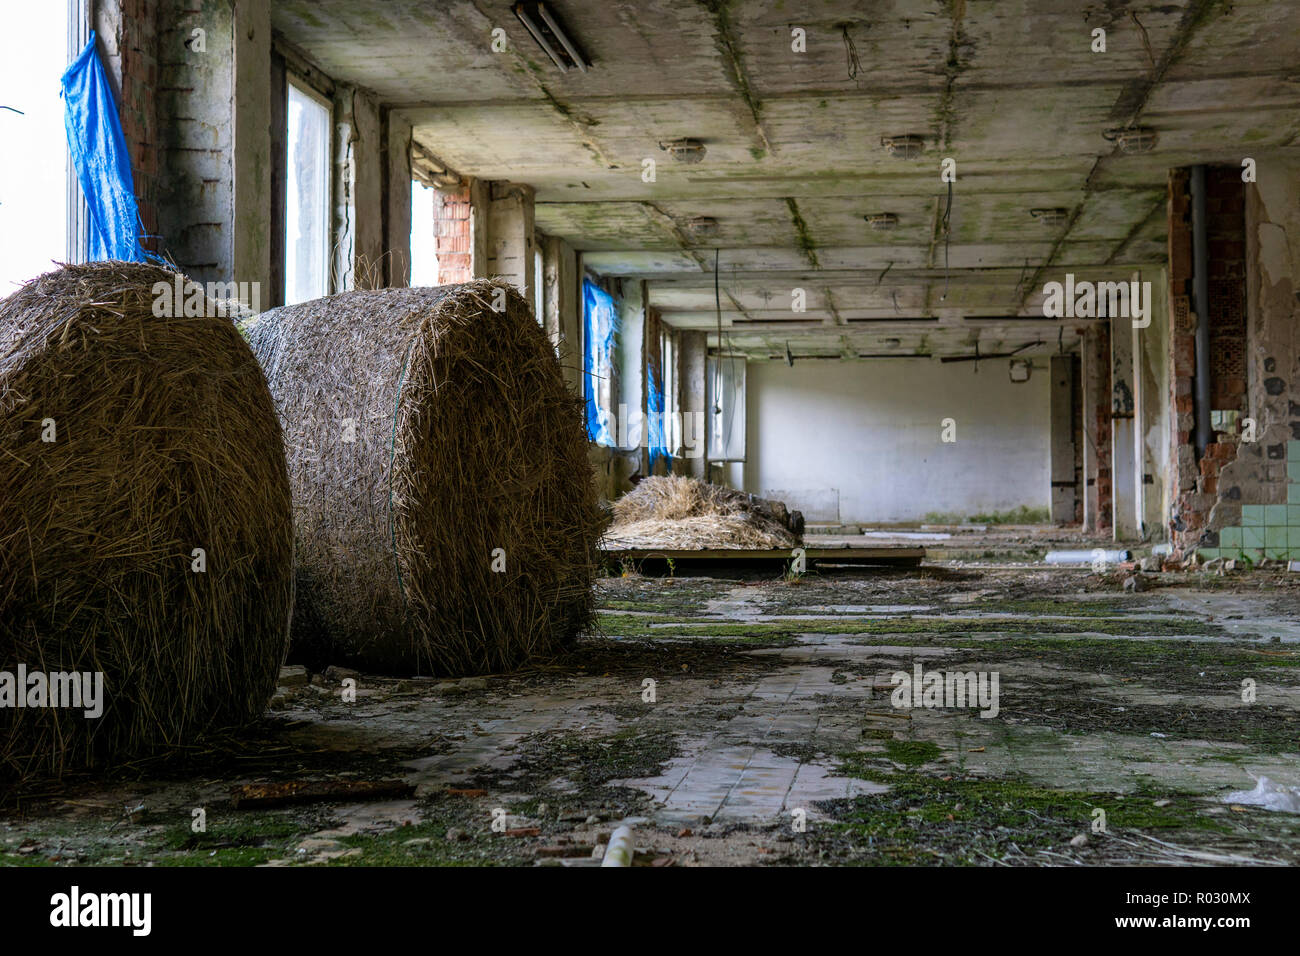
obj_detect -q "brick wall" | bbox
[434,186,472,285]
[1207,168,1248,412]
[1088,323,1113,532]
[94,0,161,255]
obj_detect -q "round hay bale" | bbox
[0,262,294,783]
[247,280,601,676]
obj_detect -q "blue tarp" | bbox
[647,357,671,471]
[61,33,149,262]
[583,279,618,446]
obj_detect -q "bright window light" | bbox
[0,2,71,294]
[285,80,330,304]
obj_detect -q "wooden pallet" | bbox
[600,545,925,569]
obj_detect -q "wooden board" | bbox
[601,546,925,568]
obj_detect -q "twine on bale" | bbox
[247,280,601,676]
[0,262,294,785]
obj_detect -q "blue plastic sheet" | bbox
[61,33,149,262]
[583,279,618,446]
[647,357,671,470]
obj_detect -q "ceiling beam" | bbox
[698,0,773,157]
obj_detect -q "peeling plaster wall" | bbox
[1166,164,1293,558]
[744,359,1051,525]
[1198,154,1300,561]
[98,0,271,288]
[155,1,235,282]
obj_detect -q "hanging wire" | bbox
[940,179,953,300]
[713,248,722,415]
[841,25,862,81]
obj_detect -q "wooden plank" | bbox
[601,546,924,560]
[600,546,925,570]
[230,779,415,809]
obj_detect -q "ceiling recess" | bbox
[1029,207,1069,227]
[685,216,719,239]
[513,2,589,73]
[1104,126,1158,153]
[661,138,708,164]
[881,134,925,158]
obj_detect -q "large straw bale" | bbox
[0,262,294,783]
[248,280,601,676]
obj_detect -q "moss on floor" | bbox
[797,752,1237,865]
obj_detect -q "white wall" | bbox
[744,358,1052,524]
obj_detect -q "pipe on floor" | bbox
[1044,549,1132,566]
[601,825,635,867]
[1190,165,1212,457]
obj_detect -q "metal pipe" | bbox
[1190,165,1213,457]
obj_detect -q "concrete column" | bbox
[1080,325,1109,533]
[1049,355,1077,523]
[230,0,271,295]
[615,281,646,483]
[469,177,489,279]
[477,181,535,305]
[678,330,707,480]
[542,234,580,394]
[1111,303,1140,539]
[1139,268,1170,538]
[332,85,384,291]
[382,109,412,288]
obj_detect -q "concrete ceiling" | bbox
[273,0,1300,358]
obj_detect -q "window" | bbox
[0,1,72,291]
[410,180,438,286]
[707,354,746,462]
[285,80,330,304]
[533,245,545,325]
[582,279,618,446]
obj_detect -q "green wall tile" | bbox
[1243,505,1265,525]
[1266,505,1289,526]
[1221,526,1243,548]
[1243,527,1264,549]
